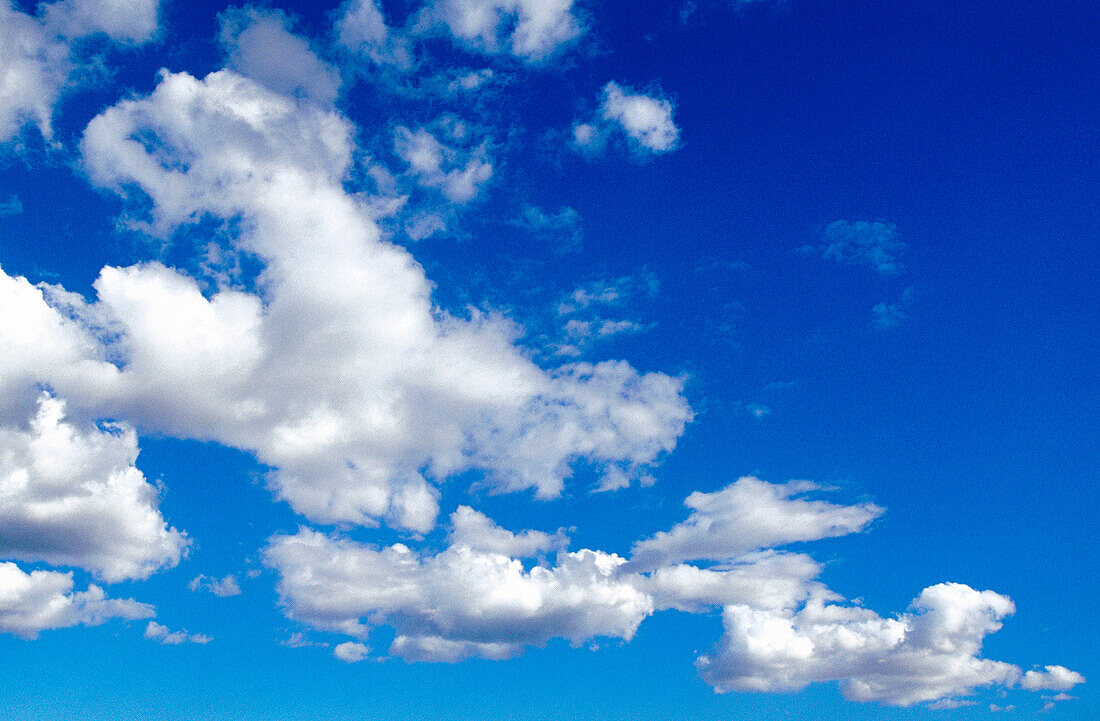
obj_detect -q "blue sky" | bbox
[0,0,1096,718]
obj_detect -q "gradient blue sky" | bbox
[0,0,1095,719]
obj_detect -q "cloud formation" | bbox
[573,82,680,158]
[415,0,585,62]
[144,620,212,645]
[814,220,906,276]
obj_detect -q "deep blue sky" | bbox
[0,0,1095,718]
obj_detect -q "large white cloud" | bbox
[697,583,1024,707]
[0,393,187,582]
[0,67,695,534]
[0,561,153,639]
[264,525,652,662]
[0,0,160,143]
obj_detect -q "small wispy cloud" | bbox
[0,195,22,217]
[802,220,906,276]
[189,574,242,597]
[144,621,212,645]
[872,287,914,330]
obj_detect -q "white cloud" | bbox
[0,561,152,639]
[1021,665,1086,691]
[415,0,584,63]
[629,477,883,570]
[264,527,652,661]
[0,0,160,143]
[448,505,568,557]
[335,0,415,70]
[188,574,241,597]
[0,393,188,582]
[394,124,493,204]
[696,583,1023,706]
[144,620,211,645]
[220,7,341,106]
[333,641,371,662]
[573,82,680,158]
[815,220,906,276]
[29,68,690,533]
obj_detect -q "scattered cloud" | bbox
[516,204,583,253]
[413,0,585,63]
[188,574,241,597]
[0,195,22,217]
[872,287,914,330]
[0,562,153,639]
[573,82,680,159]
[809,220,906,276]
[1021,665,1086,691]
[144,620,212,645]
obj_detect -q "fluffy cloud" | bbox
[5,67,693,534]
[696,583,1022,706]
[629,477,883,570]
[0,393,188,582]
[448,506,568,557]
[265,526,652,661]
[394,123,493,203]
[334,0,415,70]
[573,82,680,158]
[415,0,584,62]
[0,0,160,143]
[1021,665,1086,691]
[0,562,152,639]
[334,640,371,662]
[144,620,212,645]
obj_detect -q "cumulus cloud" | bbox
[394,123,493,204]
[448,506,568,557]
[333,641,371,662]
[0,0,160,143]
[0,562,152,639]
[144,620,212,645]
[0,393,188,582]
[415,0,584,62]
[0,67,694,535]
[1021,665,1086,691]
[188,574,241,597]
[573,82,680,158]
[629,477,883,570]
[265,527,652,661]
[334,0,415,70]
[697,583,1022,706]
[811,220,906,276]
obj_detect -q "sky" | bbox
[0,0,1096,719]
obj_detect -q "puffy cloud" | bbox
[0,393,188,582]
[697,583,1023,706]
[1021,665,1086,691]
[448,505,568,557]
[219,7,341,106]
[44,68,687,532]
[333,641,370,662]
[629,477,883,570]
[813,220,906,276]
[0,0,160,143]
[0,562,152,639]
[188,574,241,597]
[415,0,584,63]
[264,527,652,661]
[335,0,415,70]
[144,620,211,645]
[573,82,680,158]
[394,124,493,203]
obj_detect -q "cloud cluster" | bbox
[415,0,585,62]
[573,82,680,158]
[144,620,212,645]
[0,0,160,143]
[0,562,152,639]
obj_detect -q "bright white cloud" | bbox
[573,82,680,158]
[0,561,152,639]
[0,67,694,534]
[415,0,584,62]
[334,640,371,662]
[1021,665,1086,691]
[0,0,160,143]
[448,506,568,557]
[0,393,188,582]
[144,620,212,645]
[265,526,652,661]
[629,477,883,570]
[394,124,493,203]
[697,583,1022,706]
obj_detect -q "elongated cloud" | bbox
[0,562,153,639]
